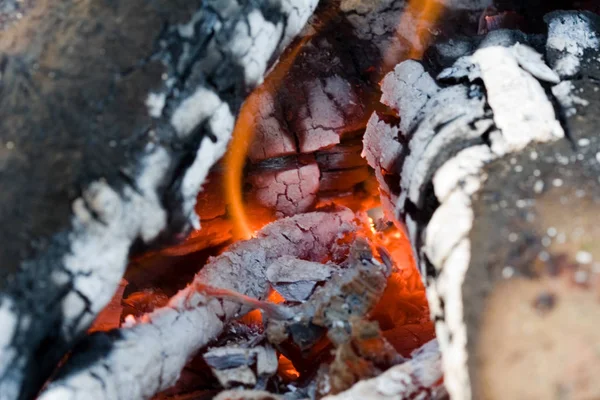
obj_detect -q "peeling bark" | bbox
[0,0,316,398]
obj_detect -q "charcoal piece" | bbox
[379,60,440,134]
[247,159,320,217]
[315,140,366,171]
[203,344,277,390]
[271,282,318,302]
[40,209,357,400]
[204,348,257,370]
[266,256,334,301]
[264,238,390,353]
[213,366,257,388]
[267,256,334,284]
[321,339,443,400]
[316,318,406,397]
[319,167,371,193]
[0,0,317,398]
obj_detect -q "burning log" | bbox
[370,9,600,399]
[39,209,357,400]
[0,0,317,398]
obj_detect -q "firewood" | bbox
[0,1,317,398]
[369,10,600,399]
[39,209,357,400]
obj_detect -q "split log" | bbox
[39,209,357,400]
[0,0,317,398]
[368,10,600,400]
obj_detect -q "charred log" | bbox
[369,10,600,400]
[0,0,317,398]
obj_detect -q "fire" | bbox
[400,0,444,59]
[223,38,308,240]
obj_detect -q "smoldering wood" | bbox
[321,339,444,400]
[39,209,357,400]
[370,10,600,400]
[176,0,493,251]
[316,318,406,396]
[0,1,317,398]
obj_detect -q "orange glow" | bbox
[267,289,286,304]
[224,38,308,240]
[358,213,433,357]
[278,354,300,381]
[400,0,444,60]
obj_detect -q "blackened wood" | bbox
[0,0,316,398]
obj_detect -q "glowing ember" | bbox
[278,354,300,381]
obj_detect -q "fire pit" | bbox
[1,0,600,399]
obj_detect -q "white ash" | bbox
[267,256,336,301]
[401,85,487,205]
[433,145,495,202]
[511,43,560,84]
[471,46,564,155]
[248,160,320,217]
[145,92,167,118]
[380,60,439,134]
[361,115,403,178]
[552,81,590,117]
[425,186,476,271]
[267,256,334,283]
[407,111,492,206]
[545,11,599,77]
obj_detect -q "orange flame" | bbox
[401,0,444,60]
[224,38,308,239]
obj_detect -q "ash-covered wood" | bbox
[266,256,336,302]
[0,1,317,397]
[321,339,444,400]
[39,209,357,400]
[368,9,600,400]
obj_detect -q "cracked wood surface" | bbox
[39,209,357,400]
[0,0,317,398]
[368,10,600,400]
